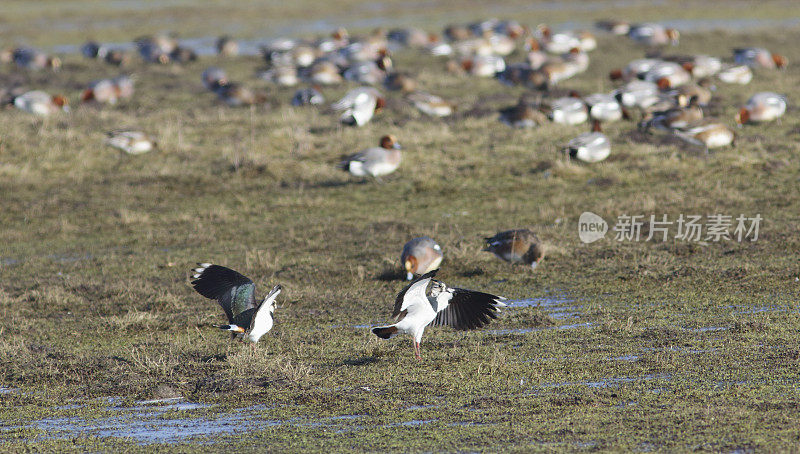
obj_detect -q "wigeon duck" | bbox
[674,118,735,151]
[595,19,631,36]
[136,34,176,64]
[371,270,506,359]
[735,92,786,124]
[673,79,714,107]
[259,65,299,87]
[643,61,691,88]
[407,92,455,117]
[493,20,527,39]
[610,58,661,81]
[216,35,239,57]
[202,67,228,92]
[190,263,282,344]
[640,97,703,130]
[444,24,474,41]
[291,87,325,106]
[105,130,157,155]
[82,75,134,105]
[614,79,660,109]
[536,25,585,54]
[546,96,588,125]
[387,28,431,49]
[343,55,392,85]
[565,121,611,163]
[338,135,401,180]
[627,23,679,46]
[169,46,197,63]
[384,73,417,92]
[401,237,443,280]
[331,87,384,126]
[291,45,318,68]
[425,35,453,56]
[733,48,787,69]
[671,54,722,78]
[458,55,506,77]
[483,229,544,269]
[308,60,343,85]
[216,83,267,107]
[12,47,60,71]
[499,96,548,128]
[584,93,624,122]
[13,91,69,116]
[717,65,753,85]
[488,33,517,56]
[82,41,130,66]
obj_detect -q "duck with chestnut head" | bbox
[338,135,401,181]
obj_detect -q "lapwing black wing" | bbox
[390,270,438,321]
[190,263,281,343]
[430,287,506,330]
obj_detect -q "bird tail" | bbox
[213,324,245,333]
[371,325,399,339]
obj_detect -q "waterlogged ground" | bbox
[2,0,800,452]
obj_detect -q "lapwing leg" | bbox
[414,341,422,360]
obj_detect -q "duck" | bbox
[401,237,443,281]
[331,87,385,126]
[216,35,239,57]
[546,96,588,125]
[190,263,282,344]
[564,120,611,163]
[609,58,662,82]
[584,93,624,122]
[105,130,157,155]
[12,47,60,71]
[642,61,691,88]
[338,135,401,180]
[640,97,703,130]
[216,83,266,107]
[291,87,325,106]
[82,75,134,104]
[202,67,229,92]
[627,23,679,46]
[407,92,455,117]
[673,79,714,107]
[595,19,631,35]
[483,229,545,269]
[343,54,392,85]
[135,34,176,64]
[499,96,548,128]
[384,73,417,93]
[258,65,299,87]
[735,92,786,124]
[308,60,343,85]
[717,65,753,85]
[371,270,506,359]
[13,91,69,116]
[733,48,787,69]
[458,55,506,77]
[674,118,735,151]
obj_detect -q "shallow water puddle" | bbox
[540,373,671,389]
[506,295,582,320]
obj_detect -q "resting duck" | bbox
[13,91,69,115]
[733,48,787,69]
[105,130,157,155]
[564,120,611,163]
[291,87,325,106]
[338,135,401,180]
[12,47,60,71]
[584,93,624,122]
[627,23,679,46]
[483,229,545,269]
[216,35,239,57]
[407,92,455,117]
[401,237,443,280]
[674,118,735,151]
[717,65,753,85]
[641,97,703,130]
[82,75,134,104]
[735,92,786,124]
[546,96,588,125]
[499,96,548,128]
[331,87,385,126]
[216,83,267,107]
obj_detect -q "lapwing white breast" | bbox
[372,271,506,359]
[190,263,281,344]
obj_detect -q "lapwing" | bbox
[372,270,506,359]
[190,263,281,344]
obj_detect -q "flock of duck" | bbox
[1,18,789,358]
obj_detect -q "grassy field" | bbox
[1,0,800,451]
